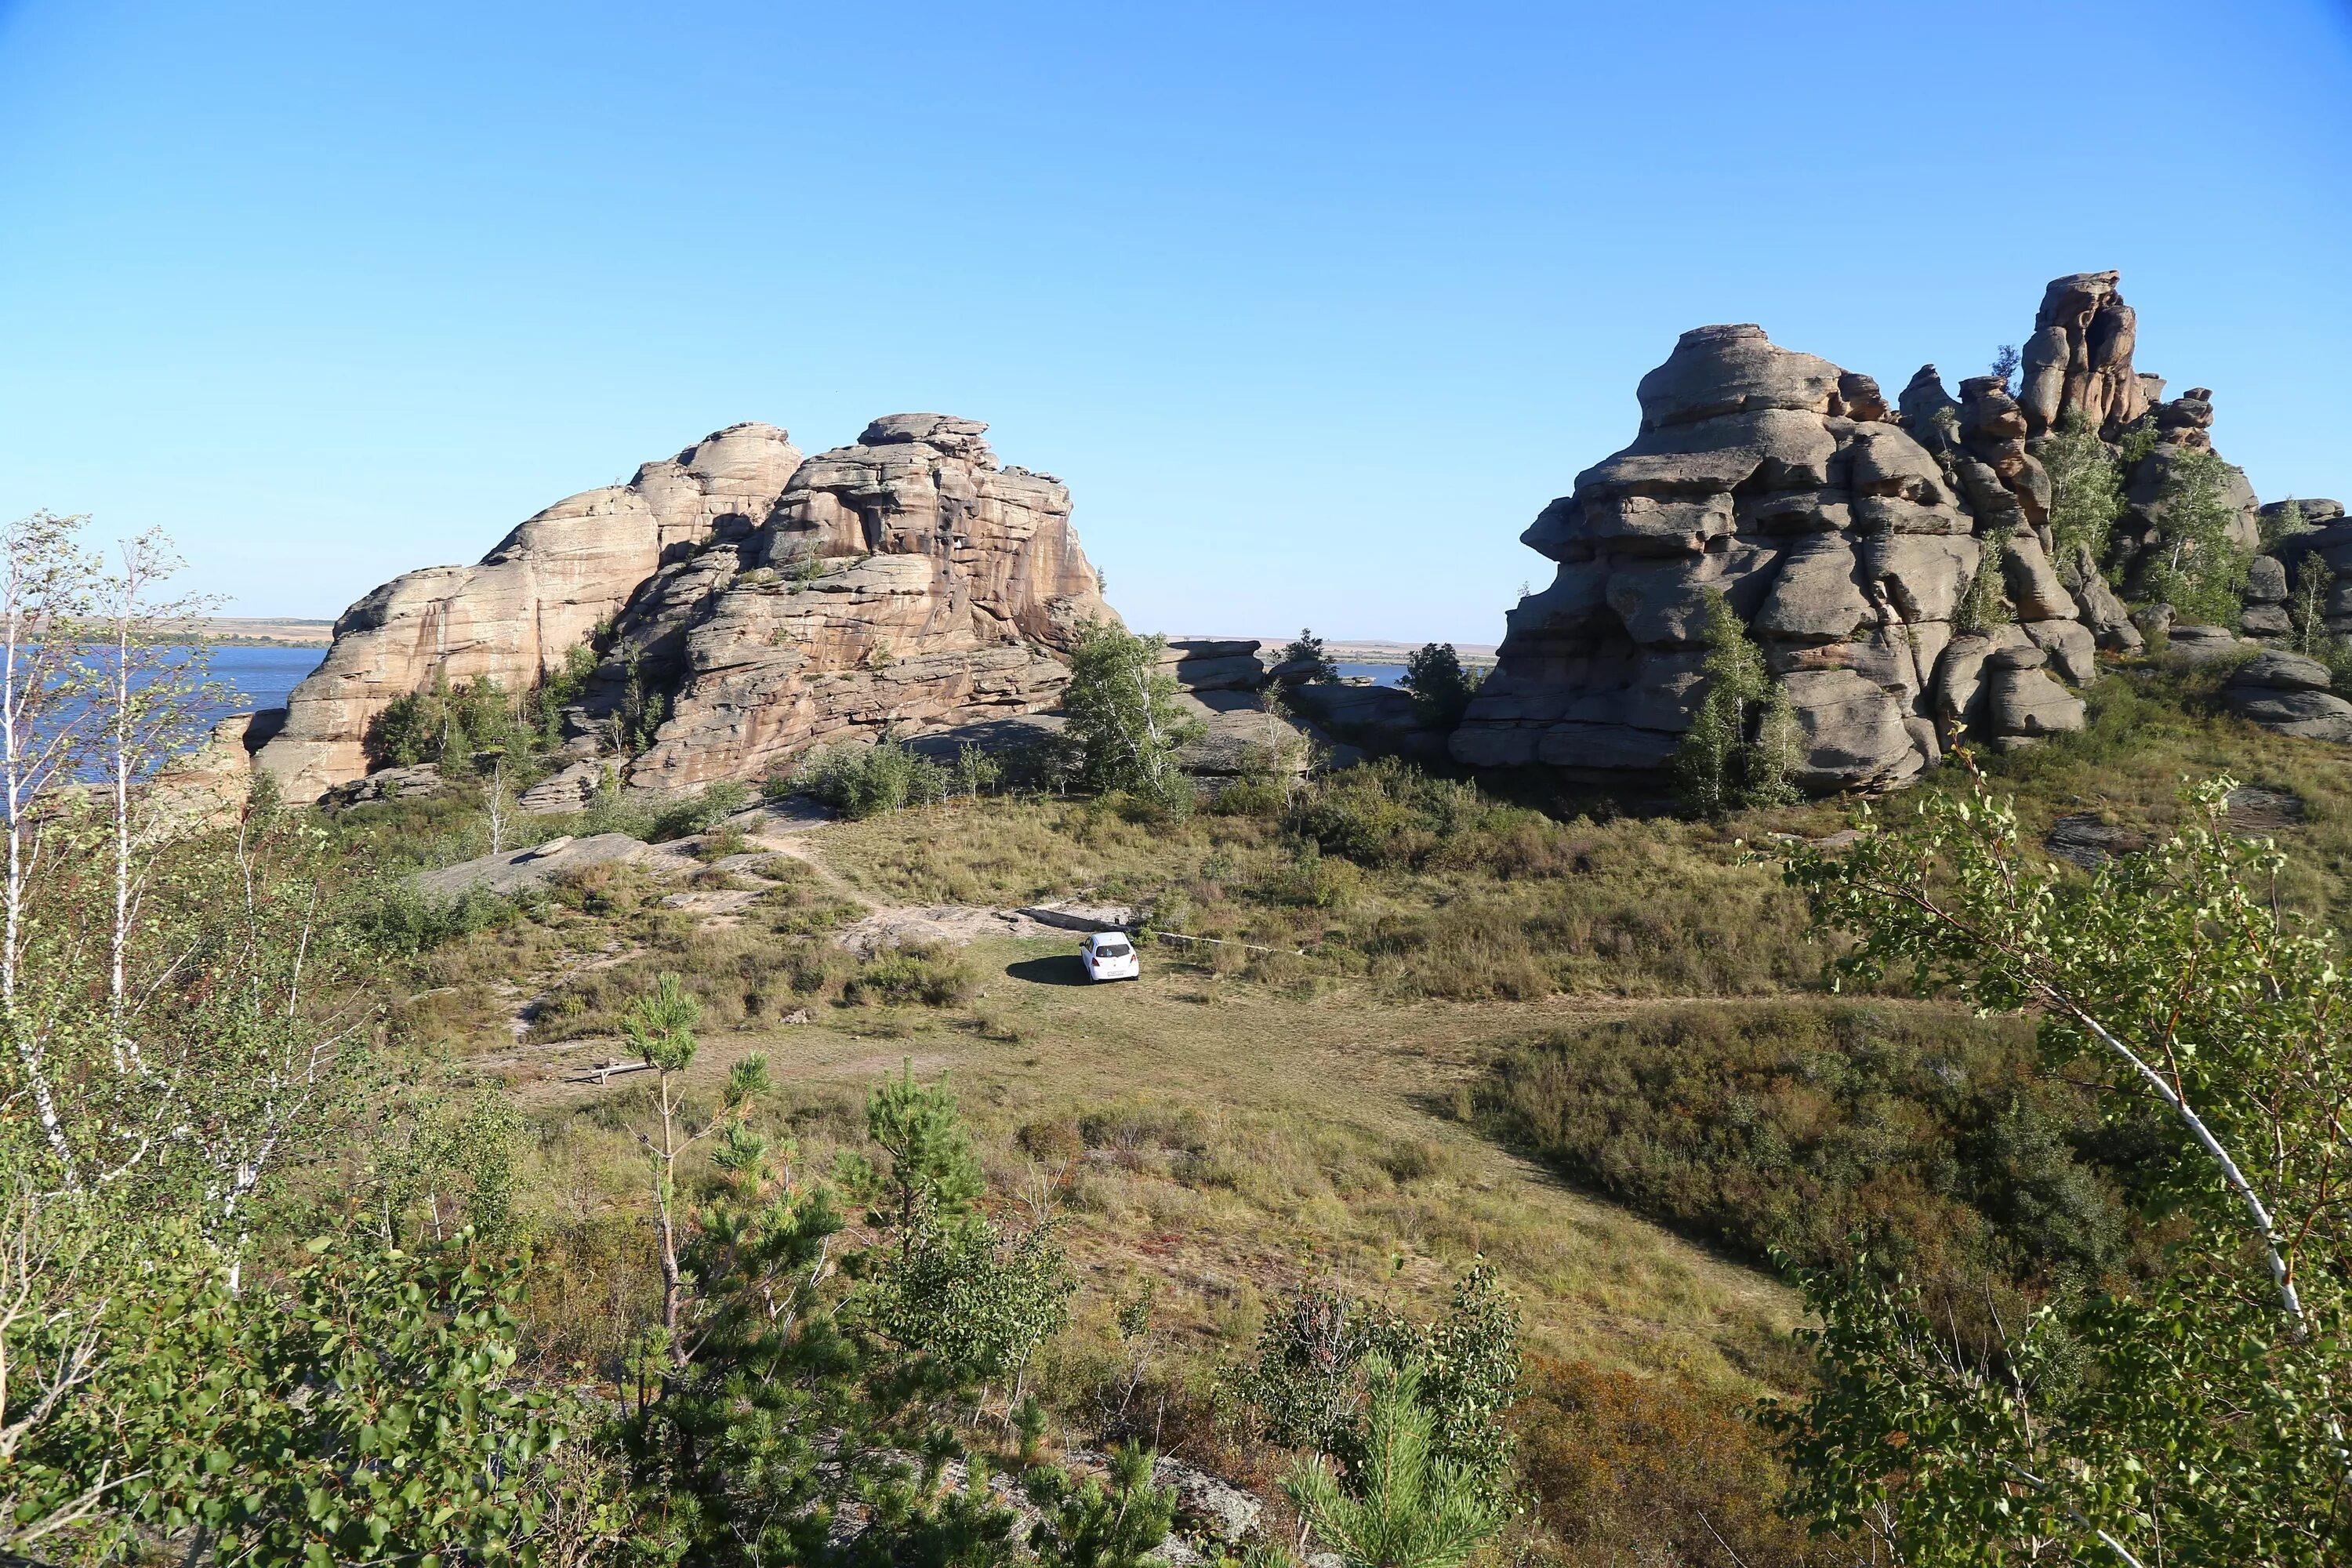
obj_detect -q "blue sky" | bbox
[2,2,2347,643]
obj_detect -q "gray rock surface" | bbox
[2230,650,2331,691]
[2165,624,2249,664]
[2224,652,2352,742]
[517,758,609,815]
[1455,284,2107,791]
[2045,813,2147,869]
[412,833,650,901]
[323,763,445,806]
[2226,688,2352,742]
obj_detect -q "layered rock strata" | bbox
[608,416,1111,794]
[253,416,1112,801]
[256,423,805,800]
[1454,319,2095,790]
[2019,271,2148,440]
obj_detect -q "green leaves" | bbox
[1060,620,1203,811]
[621,971,700,1075]
[1025,1444,1178,1568]
[1281,1357,1506,1568]
[862,1064,986,1230]
[1235,1265,1519,1488]
[2144,444,2254,628]
[32,1225,580,1566]
[1670,589,1799,817]
[1767,768,2352,1563]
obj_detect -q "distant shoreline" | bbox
[1170,636,1498,667]
[170,618,336,648]
[177,620,1497,665]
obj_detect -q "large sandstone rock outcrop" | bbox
[256,423,804,800]
[604,415,1111,793]
[1453,320,2094,789]
[252,416,1112,802]
[2020,271,2148,439]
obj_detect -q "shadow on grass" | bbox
[1005,955,1094,987]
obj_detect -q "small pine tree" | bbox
[1281,1356,1507,1568]
[1279,628,1341,684]
[1670,592,1800,817]
[1399,643,1481,729]
[1989,343,2020,394]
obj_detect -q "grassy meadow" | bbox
[337,655,2352,1566]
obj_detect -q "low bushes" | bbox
[1512,1356,1845,1567]
[1473,1001,2146,1288]
[779,735,950,818]
[840,942,977,1007]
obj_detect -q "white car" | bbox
[1079,931,1141,982]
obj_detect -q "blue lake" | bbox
[196,644,322,729]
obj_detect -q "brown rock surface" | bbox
[253,416,1113,803]
[619,416,1111,794]
[2018,271,2147,438]
[256,423,804,800]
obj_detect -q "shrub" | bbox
[366,670,538,771]
[1474,1001,2140,1288]
[362,881,520,953]
[648,779,750,842]
[1668,591,1799,817]
[1276,628,1340,684]
[1399,643,1483,729]
[789,735,949,818]
[1954,534,2013,635]
[1286,757,1539,870]
[843,942,977,1007]
[1513,1356,1844,1567]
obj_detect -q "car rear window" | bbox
[1094,942,1131,957]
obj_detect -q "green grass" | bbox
[326,669,2352,1568]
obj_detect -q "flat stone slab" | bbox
[2045,813,2148,869]
[412,832,650,901]
[1016,901,1138,933]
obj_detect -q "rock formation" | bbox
[599,415,1111,794]
[253,416,1111,801]
[1453,315,2097,790]
[256,423,804,800]
[1455,267,2352,781]
[2223,651,2352,742]
[2019,271,2148,440]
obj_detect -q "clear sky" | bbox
[2,2,2347,644]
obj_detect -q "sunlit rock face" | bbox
[1454,306,2111,790]
[254,415,1112,801]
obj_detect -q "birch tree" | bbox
[1059,620,1202,811]
[0,514,363,1242]
[1766,768,2352,1565]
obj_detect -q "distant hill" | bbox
[181,617,335,647]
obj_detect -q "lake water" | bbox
[196,644,322,730]
[172,650,1432,737]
